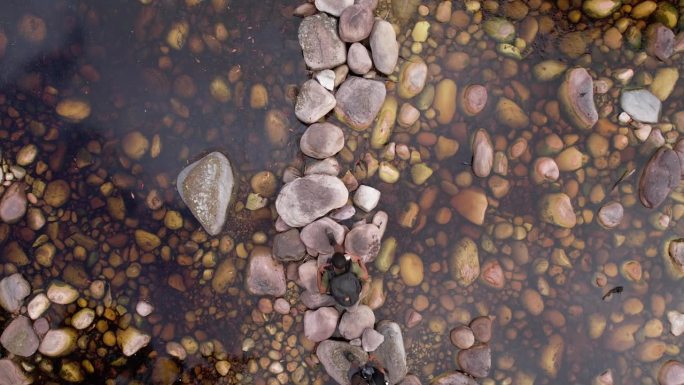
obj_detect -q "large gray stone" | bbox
[0,183,27,224]
[0,274,30,313]
[374,321,407,384]
[0,316,39,357]
[304,307,339,342]
[275,174,349,228]
[245,248,286,296]
[298,13,347,70]
[335,77,386,131]
[177,152,234,236]
[370,19,399,75]
[300,123,345,159]
[295,80,337,124]
[558,67,598,130]
[317,340,368,385]
[0,359,29,385]
[339,305,375,340]
[272,229,306,262]
[339,4,374,43]
[621,89,662,123]
[300,217,345,256]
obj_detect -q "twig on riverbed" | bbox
[610,168,636,193]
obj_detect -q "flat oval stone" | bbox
[558,67,598,130]
[335,77,386,131]
[370,19,399,75]
[374,321,407,385]
[0,316,39,357]
[339,4,374,42]
[276,174,349,228]
[639,147,681,208]
[300,122,344,159]
[295,79,337,124]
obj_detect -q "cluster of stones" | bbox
[0,273,151,382]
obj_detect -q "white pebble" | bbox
[136,300,154,317]
[353,185,381,212]
[668,311,684,336]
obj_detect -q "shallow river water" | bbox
[1,0,684,384]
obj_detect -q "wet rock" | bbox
[450,326,475,349]
[558,67,598,130]
[71,308,95,330]
[370,19,399,75]
[430,372,477,385]
[39,328,78,357]
[300,122,344,159]
[658,360,684,385]
[344,223,381,262]
[211,259,237,294]
[47,281,79,305]
[304,307,339,342]
[399,253,423,287]
[304,157,340,176]
[318,341,368,385]
[533,60,568,81]
[450,187,488,226]
[470,316,493,343]
[55,98,91,122]
[348,43,373,75]
[315,69,336,91]
[44,180,70,208]
[639,147,681,208]
[597,202,624,229]
[339,4,373,42]
[398,58,428,99]
[668,311,684,336]
[621,89,661,123]
[532,157,560,184]
[299,13,346,70]
[483,17,516,43]
[539,193,576,228]
[117,326,151,356]
[300,290,338,309]
[354,185,381,212]
[276,174,348,227]
[433,79,457,124]
[459,85,487,116]
[0,273,30,313]
[151,357,180,385]
[457,344,491,378]
[300,217,345,256]
[335,77,386,131]
[297,260,320,292]
[0,183,26,224]
[362,328,384,352]
[273,229,306,262]
[374,321,407,384]
[448,237,480,287]
[245,247,287,296]
[315,0,353,16]
[0,359,29,385]
[0,316,39,357]
[646,23,675,61]
[295,79,337,124]
[27,294,50,319]
[177,152,234,236]
[582,0,621,18]
[495,97,528,129]
[539,334,564,377]
[339,305,375,339]
[472,129,493,178]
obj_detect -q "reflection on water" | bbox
[0,0,684,384]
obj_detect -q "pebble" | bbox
[295,79,337,124]
[370,19,399,75]
[348,43,372,75]
[431,372,477,385]
[646,23,675,61]
[335,76,386,131]
[136,301,154,317]
[55,98,91,122]
[0,182,27,224]
[177,151,235,236]
[620,89,661,123]
[398,57,428,99]
[315,0,353,16]
[339,4,374,42]
[47,281,79,304]
[300,217,345,256]
[433,79,457,124]
[558,67,598,130]
[450,187,488,226]
[469,316,493,343]
[459,85,487,116]
[44,179,70,208]
[121,131,149,160]
[273,229,307,262]
[71,308,95,330]
[450,325,475,349]
[457,344,491,378]
[0,359,29,385]
[166,341,187,360]
[361,328,384,352]
[399,253,424,287]
[245,247,286,297]
[314,69,336,91]
[273,298,290,314]
[472,129,493,178]
[539,193,576,228]
[448,237,480,287]
[27,293,50,319]
[522,289,544,315]
[597,202,623,229]
[668,311,684,336]
[300,122,345,159]
[658,360,684,385]
[353,185,381,212]
[344,223,382,262]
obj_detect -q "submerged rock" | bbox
[620,89,661,123]
[39,328,78,357]
[0,183,27,224]
[483,17,516,43]
[245,247,287,296]
[539,193,576,228]
[0,359,29,385]
[658,360,684,385]
[472,129,493,178]
[348,43,373,75]
[315,0,353,16]
[0,316,39,357]
[430,372,478,385]
[317,340,368,385]
[582,0,621,18]
[117,326,151,356]
[344,223,382,262]
[370,19,399,75]
[362,328,384,352]
[0,274,30,313]
[597,202,624,228]
[457,344,491,378]
[300,217,345,256]
[276,174,349,227]
[304,307,339,342]
[397,58,428,99]
[177,152,235,236]
[272,229,306,262]
[646,23,675,61]
[300,122,345,159]
[374,321,407,384]
[450,187,488,225]
[448,237,480,287]
[335,77,386,131]
[339,4,374,42]
[298,13,346,70]
[558,67,598,130]
[295,79,337,124]
[639,147,681,208]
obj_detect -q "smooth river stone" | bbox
[339,4,374,42]
[177,152,234,236]
[276,174,349,228]
[646,23,675,61]
[304,307,339,342]
[658,360,684,385]
[335,76,386,131]
[0,273,31,313]
[245,247,286,296]
[348,43,373,75]
[558,67,598,130]
[621,89,662,123]
[300,122,344,159]
[298,13,347,70]
[317,340,368,385]
[0,359,29,385]
[295,80,337,124]
[639,147,681,208]
[315,0,354,16]
[430,372,478,385]
[272,229,306,262]
[457,344,491,378]
[448,237,480,287]
[0,316,39,357]
[300,217,345,256]
[370,19,399,75]
[0,183,27,224]
[338,305,375,340]
[539,193,576,228]
[373,321,408,384]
